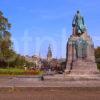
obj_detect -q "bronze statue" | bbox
[72,11,86,35]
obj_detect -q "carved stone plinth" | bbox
[65,32,99,75]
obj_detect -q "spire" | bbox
[47,44,52,61]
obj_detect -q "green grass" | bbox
[0,68,24,75]
[0,68,43,76]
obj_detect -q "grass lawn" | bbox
[0,68,43,76]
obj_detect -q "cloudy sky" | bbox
[0,0,100,58]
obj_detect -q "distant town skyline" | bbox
[0,0,100,58]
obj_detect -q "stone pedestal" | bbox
[65,32,99,75]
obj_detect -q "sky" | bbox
[0,0,100,58]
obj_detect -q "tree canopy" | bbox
[0,10,35,68]
[95,47,100,70]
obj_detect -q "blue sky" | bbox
[0,0,100,58]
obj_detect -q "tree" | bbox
[95,47,100,58]
[95,47,100,70]
[0,10,36,69]
[0,10,15,68]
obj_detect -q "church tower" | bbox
[47,45,52,61]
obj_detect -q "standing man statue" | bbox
[72,11,86,35]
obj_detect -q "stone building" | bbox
[32,55,42,68]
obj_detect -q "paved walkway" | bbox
[0,75,100,88]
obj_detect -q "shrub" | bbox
[25,70,40,75]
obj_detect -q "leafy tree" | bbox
[14,55,26,68]
[95,47,100,58]
[95,47,100,70]
[0,10,37,69]
[0,10,15,68]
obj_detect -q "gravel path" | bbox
[0,75,100,87]
[0,75,100,100]
[0,88,100,100]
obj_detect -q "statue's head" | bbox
[77,10,80,14]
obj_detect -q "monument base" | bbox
[65,59,99,75]
[65,32,99,75]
